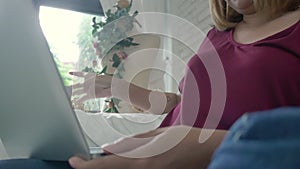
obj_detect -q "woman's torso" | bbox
[160,14,300,130]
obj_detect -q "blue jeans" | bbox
[208,107,300,169]
[0,159,71,169]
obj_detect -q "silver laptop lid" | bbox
[0,0,90,161]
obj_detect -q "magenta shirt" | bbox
[160,20,300,130]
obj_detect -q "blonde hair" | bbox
[209,0,300,31]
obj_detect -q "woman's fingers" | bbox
[69,73,113,102]
[69,72,83,76]
[76,95,91,104]
[103,126,194,159]
[72,83,111,100]
[96,88,111,98]
[69,72,87,78]
[72,88,85,96]
[72,82,84,89]
[69,154,135,169]
[70,72,96,78]
[69,156,105,169]
[133,127,167,138]
[69,156,87,169]
[101,128,168,155]
[102,136,154,155]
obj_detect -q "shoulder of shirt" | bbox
[205,26,232,39]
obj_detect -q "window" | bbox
[39,6,104,112]
[39,6,102,85]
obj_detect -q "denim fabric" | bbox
[0,159,72,169]
[208,107,300,169]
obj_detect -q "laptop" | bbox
[0,0,102,161]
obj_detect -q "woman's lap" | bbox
[0,159,72,169]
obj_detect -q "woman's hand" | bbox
[70,72,113,104]
[68,125,227,169]
[70,72,180,114]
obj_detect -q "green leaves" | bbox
[103,97,121,113]
[98,65,108,74]
[92,17,106,37]
[116,37,139,48]
[106,9,112,17]
[126,0,133,12]
[112,53,121,68]
[132,10,138,17]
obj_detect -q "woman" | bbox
[73,0,300,130]
[2,0,300,168]
[69,0,300,168]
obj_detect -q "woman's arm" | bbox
[123,83,180,114]
[71,73,180,114]
[69,125,227,169]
